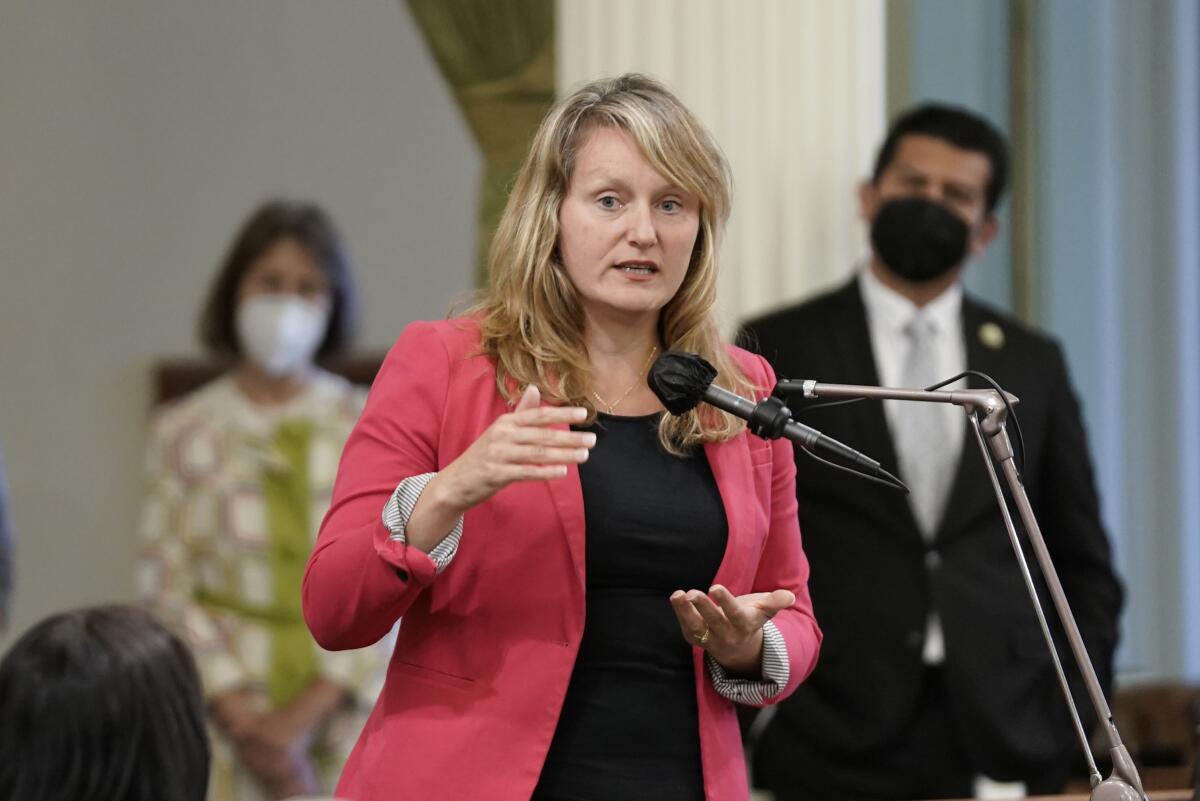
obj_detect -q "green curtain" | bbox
[405,0,556,285]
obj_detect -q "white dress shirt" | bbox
[858,266,1025,796]
[858,265,966,665]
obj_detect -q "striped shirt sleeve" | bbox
[381,473,463,572]
[704,619,789,706]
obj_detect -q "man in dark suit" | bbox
[740,104,1123,800]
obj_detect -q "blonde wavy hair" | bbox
[472,73,754,453]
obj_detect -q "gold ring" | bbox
[697,627,711,646]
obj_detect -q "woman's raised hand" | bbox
[440,384,594,508]
[405,385,594,552]
[669,585,796,675]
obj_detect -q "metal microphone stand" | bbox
[777,379,1146,801]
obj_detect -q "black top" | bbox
[532,413,728,801]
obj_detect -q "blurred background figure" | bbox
[740,104,1122,800]
[138,200,387,801]
[0,603,210,801]
[0,449,12,632]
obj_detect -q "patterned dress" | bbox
[139,370,388,801]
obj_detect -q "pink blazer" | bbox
[303,318,821,801]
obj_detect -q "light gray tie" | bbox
[894,314,956,539]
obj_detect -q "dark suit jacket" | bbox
[739,277,1122,784]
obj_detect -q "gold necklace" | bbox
[591,346,659,414]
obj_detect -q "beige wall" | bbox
[0,2,479,648]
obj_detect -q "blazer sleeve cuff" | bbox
[381,472,463,574]
[705,619,790,706]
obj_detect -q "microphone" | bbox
[647,351,907,492]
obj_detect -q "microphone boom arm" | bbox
[776,378,1146,801]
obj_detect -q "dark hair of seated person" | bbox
[198,198,359,359]
[0,604,210,801]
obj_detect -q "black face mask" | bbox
[869,197,970,282]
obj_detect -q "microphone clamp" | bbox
[747,396,794,440]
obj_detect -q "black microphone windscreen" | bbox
[647,351,718,415]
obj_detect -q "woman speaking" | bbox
[303,74,821,801]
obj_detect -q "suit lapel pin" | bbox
[978,321,1005,350]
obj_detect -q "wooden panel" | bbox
[152,352,387,406]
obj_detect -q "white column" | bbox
[557,0,886,328]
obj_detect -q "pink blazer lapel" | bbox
[704,434,757,591]
[542,422,588,592]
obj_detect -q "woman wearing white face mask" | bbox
[138,200,386,801]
